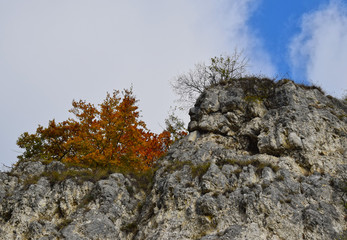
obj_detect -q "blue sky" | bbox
[0,0,346,170]
[249,0,330,79]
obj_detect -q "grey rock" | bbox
[199,89,220,113]
[288,132,303,149]
[201,163,229,193]
[188,130,200,142]
[1,78,346,240]
[45,160,66,172]
[11,160,45,177]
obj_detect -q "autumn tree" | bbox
[17,89,171,172]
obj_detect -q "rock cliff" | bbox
[1,78,346,239]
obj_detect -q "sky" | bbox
[0,0,346,170]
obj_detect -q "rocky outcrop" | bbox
[0,160,145,239]
[1,78,346,239]
[188,78,346,174]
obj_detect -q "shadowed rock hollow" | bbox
[1,78,346,239]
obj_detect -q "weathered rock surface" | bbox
[1,78,346,239]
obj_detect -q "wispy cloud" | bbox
[289,0,347,98]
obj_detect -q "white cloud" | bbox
[289,0,347,98]
[203,0,276,76]
[0,0,274,169]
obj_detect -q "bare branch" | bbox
[171,50,249,109]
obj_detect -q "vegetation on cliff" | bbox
[16,88,186,172]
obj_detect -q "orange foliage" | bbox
[17,89,172,171]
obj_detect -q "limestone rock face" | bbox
[1,78,346,239]
[189,79,346,173]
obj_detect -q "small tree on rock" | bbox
[172,50,248,107]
